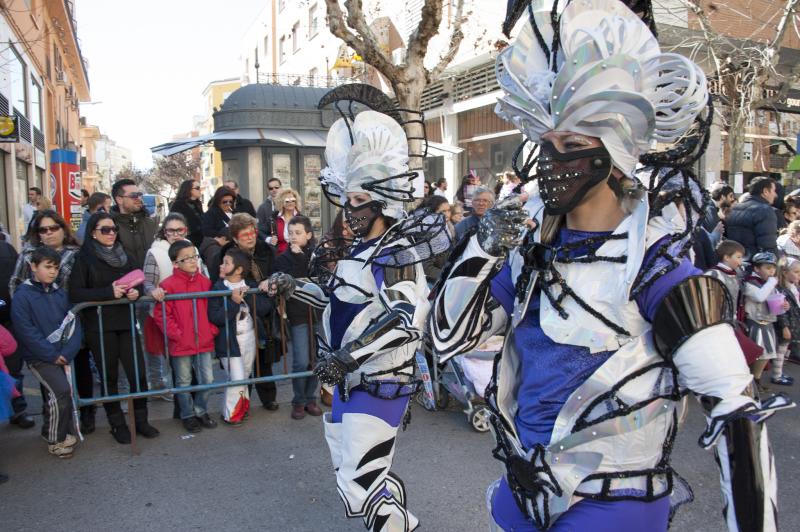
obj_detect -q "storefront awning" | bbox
[788,155,800,172]
[152,130,462,158]
[426,141,463,157]
[150,128,328,156]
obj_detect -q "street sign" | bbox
[0,115,18,142]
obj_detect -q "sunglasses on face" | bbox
[96,226,118,235]
[236,229,257,239]
[268,186,280,191]
[192,186,200,191]
[165,227,187,235]
[121,192,144,199]
[175,254,199,264]
[37,224,62,235]
[221,200,234,206]
[284,199,296,204]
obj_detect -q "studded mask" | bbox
[537,141,613,215]
[344,199,384,238]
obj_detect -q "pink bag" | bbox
[115,269,145,289]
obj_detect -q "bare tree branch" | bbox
[324,0,398,79]
[429,0,466,81]
[407,0,445,71]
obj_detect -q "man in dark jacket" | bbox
[224,180,257,217]
[257,177,282,240]
[725,176,778,258]
[110,179,157,269]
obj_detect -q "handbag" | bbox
[115,268,145,289]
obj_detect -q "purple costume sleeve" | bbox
[634,257,701,322]
[490,262,515,316]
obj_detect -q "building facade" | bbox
[79,119,132,194]
[0,0,90,242]
[199,78,241,192]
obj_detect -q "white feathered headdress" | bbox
[319,110,411,219]
[495,0,708,179]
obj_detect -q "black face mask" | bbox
[536,141,613,215]
[344,200,384,238]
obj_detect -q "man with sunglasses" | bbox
[257,177,282,241]
[110,179,157,269]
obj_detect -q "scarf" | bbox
[92,240,128,268]
[711,263,737,276]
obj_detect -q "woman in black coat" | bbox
[169,180,204,247]
[69,212,159,444]
[201,186,235,239]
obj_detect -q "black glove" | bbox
[267,272,296,298]
[313,350,359,386]
[476,195,530,256]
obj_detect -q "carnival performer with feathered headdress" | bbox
[430,1,793,530]
[268,84,449,532]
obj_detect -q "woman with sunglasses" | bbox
[201,186,235,242]
[141,213,208,397]
[169,180,204,248]
[271,188,302,254]
[69,212,159,444]
[9,210,83,432]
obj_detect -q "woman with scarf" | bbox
[69,212,159,444]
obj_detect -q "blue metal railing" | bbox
[69,289,312,452]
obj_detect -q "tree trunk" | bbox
[727,107,747,181]
[393,77,427,172]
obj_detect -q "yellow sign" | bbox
[0,115,18,142]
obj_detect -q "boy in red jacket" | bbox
[154,240,219,433]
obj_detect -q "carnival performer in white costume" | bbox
[270,85,449,532]
[430,1,793,530]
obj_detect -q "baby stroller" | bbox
[419,336,502,433]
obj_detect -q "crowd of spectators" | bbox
[2,170,797,476]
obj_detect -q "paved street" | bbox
[1,363,798,532]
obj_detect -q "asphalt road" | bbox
[1,363,798,532]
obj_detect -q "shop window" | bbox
[15,159,29,240]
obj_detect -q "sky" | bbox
[76,0,266,169]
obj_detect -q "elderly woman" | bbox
[271,188,302,254]
[218,213,279,410]
[432,2,790,531]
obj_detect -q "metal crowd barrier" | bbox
[68,289,313,454]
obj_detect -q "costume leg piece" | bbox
[324,410,418,531]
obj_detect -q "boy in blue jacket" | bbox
[11,247,82,458]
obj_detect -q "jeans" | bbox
[171,353,214,419]
[290,324,318,405]
[146,351,171,390]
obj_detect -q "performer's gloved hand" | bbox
[264,272,296,298]
[313,350,359,386]
[476,195,530,256]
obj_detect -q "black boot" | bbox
[80,405,96,435]
[134,408,160,439]
[108,412,131,444]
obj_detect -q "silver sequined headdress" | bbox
[496,0,708,180]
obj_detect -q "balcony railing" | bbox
[257,73,361,88]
